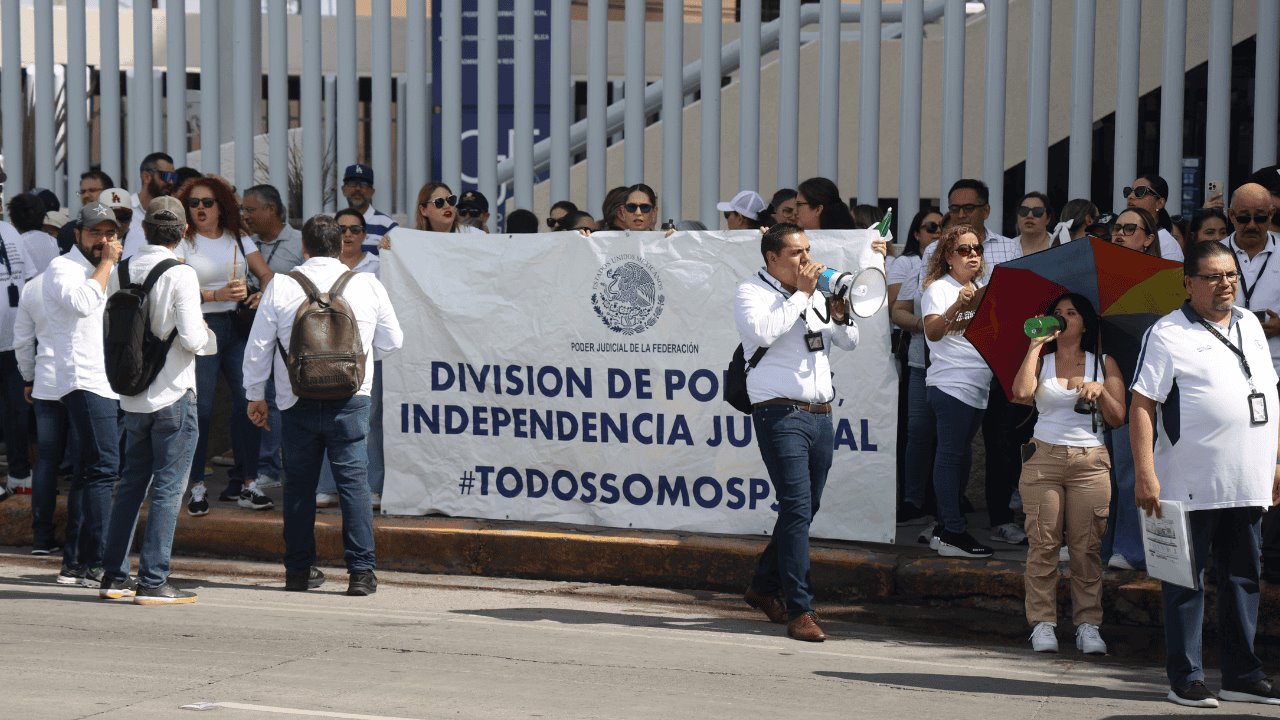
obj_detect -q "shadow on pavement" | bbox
[815,670,1161,702]
[452,606,784,638]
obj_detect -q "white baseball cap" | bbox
[99,187,132,210]
[716,190,767,221]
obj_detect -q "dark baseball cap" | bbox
[145,196,187,228]
[343,163,374,186]
[1087,212,1116,238]
[457,190,489,212]
[78,202,120,229]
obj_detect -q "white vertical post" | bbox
[739,0,761,192]
[199,0,220,174]
[1112,0,1141,207]
[897,0,923,240]
[1204,0,1232,195]
[234,0,255,191]
[857,0,881,205]
[1160,0,1187,214]
[268,0,288,209]
[324,74,337,212]
[440,1,462,191]
[700,0,722,227]
[983,0,1008,232]
[1024,0,1050,194]
[1256,0,1280,168]
[67,0,89,210]
[939,0,965,207]
[661,0,683,222]
[372,0,392,204]
[514,0,535,210]
[396,75,408,214]
[477,0,498,206]
[550,0,571,204]
[623,0,645,185]
[337,0,357,173]
[405,0,427,201]
[34,0,55,191]
[167,0,187,166]
[302,1,322,217]
[153,69,165,158]
[1067,0,1095,200]
[776,1,800,190]
[132,0,153,176]
[1,0,21,192]
[100,0,122,184]
[587,0,607,216]
[817,0,841,181]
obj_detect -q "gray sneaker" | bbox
[134,582,198,605]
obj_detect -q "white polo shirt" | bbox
[1130,304,1279,510]
[14,274,50,397]
[243,256,404,411]
[734,269,860,405]
[42,248,118,400]
[1222,232,1280,370]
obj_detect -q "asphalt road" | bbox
[1,551,1273,720]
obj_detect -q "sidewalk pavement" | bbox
[3,490,1279,659]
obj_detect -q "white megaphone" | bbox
[816,266,888,318]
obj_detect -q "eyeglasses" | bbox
[1234,212,1272,226]
[421,195,458,210]
[79,186,104,197]
[240,204,264,215]
[343,180,372,188]
[186,197,217,209]
[1016,206,1046,218]
[723,211,734,221]
[338,224,365,235]
[952,243,984,256]
[157,171,178,185]
[1112,223,1150,237]
[1122,186,1161,200]
[625,203,654,214]
[949,203,986,214]
[546,217,561,229]
[921,222,942,233]
[84,227,118,239]
[1194,271,1240,284]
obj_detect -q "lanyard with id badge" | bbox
[1198,318,1268,425]
[759,271,826,353]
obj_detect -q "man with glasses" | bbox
[58,170,117,255]
[340,164,397,254]
[129,153,177,224]
[457,190,490,233]
[1131,240,1280,708]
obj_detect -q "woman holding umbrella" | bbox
[1012,293,1126,654]
[921,225,994,558]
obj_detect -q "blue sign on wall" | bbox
[431,1,553,226]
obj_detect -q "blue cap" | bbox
[343,163,374,186]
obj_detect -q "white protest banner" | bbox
[379,229,897,543]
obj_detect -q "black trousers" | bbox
[981,377,1035,527]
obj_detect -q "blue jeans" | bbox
[281,395,375,574]
[102,391,199,588]
[31,398,68,550]
[903,367,935,509]
[1163,506,1265,689]
[0,350,31,478]
[927,386,984,534]
[1101,425,1145,569]
[61,390,121,570]
[258,379,283,482]
[748,403,833,619]
[317,362,384,495]
[191,312,260,487]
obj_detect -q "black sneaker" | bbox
[896,502,930,526]
[218,484,243,502]
[80,566,105,588]
[188,483,210,516]
[1220,678,1280,705]
[1168,680,1219,708]
[284,567,326,592]
[0,484,11,503]
[347,570,378,596]
[55,565,84,585]
[134,582,198,605]
[936,529,993,558]
[238,487,274,511]
[99,575,139,599]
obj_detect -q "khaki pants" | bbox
[1019,438,1112,627]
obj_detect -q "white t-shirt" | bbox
[1158,228,1184,262]
[1033,351,1105,447]
[174,231,260,314]
[922,274,992,408]
[1130,305,1279,510]
[19,229,59,275]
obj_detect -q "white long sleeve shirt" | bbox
[0,221,32,352]
[243,256,403,411]
[14,274,48,396]
[42,249,118,400]
[110,245,218,413]
[734,269,859,405]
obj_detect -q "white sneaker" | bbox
[1029,622,1058,652]
[371,493,381,511]
[989,522,1027,545]
[917,522,941,550]
[316,492,338,508]
[255,475,282,490]
[1107,553,1135,570]
[1075,623,1107,655]
[6,473,31,493]
[1058,545,1070,563]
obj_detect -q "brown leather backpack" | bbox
[277,270,366,400]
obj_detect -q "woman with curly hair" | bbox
[175,175,274,516]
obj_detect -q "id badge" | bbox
[804,331,824,352]
[1249,391,1268,426]
[6,284,16,308]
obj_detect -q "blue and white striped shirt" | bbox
[362,206,398,255]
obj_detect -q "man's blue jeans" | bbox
[102,391,199,588]
[1101,425,1145,569]
[61,389,121,570]
[927,386,984,534]
[0,350,31,478]
[257,379,283,482]
[903,367,935,510]
[32,398,68,551]
[191,312,260,488]
[748,403,833,620]
[281,395,374,574]
[1164,506,1266,689]
[317,362,384,495]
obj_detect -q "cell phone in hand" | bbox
[1208,180,1222,197]
[1256,310,1269,324]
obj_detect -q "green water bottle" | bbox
[875,207,894,237]
[1024,314,1064,338]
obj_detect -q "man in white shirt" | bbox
[100,187,146,261]
[99,197,216,605]
[340,164,397,254]
[734,223,859,643]
[1131,240,1280,708]
[244,214,403,597]
[44,202,123,587]
[15,266,65,553]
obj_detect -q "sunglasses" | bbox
[949,203,986,214]
[186,197,217,209]
[1234,212,1272,226]
[421,195,458,210]
[338,224,365,235]
[624,203,654,214]
[157,170,178,184]
[921,221,942,233]
[546,217,561,229]
[1016,206,1046,218]
[952,243,984,256]
[1112,222,1151,237]
[1122,185,1161,200]
[457,207,483,218]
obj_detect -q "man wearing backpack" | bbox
[98,197,215,604]
[243,214,402,596]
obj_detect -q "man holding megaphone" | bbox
[733,223,862,643]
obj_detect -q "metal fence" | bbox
[1,1,1278,238]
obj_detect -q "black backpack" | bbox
[723,344,768,414]
[103,258,182,396]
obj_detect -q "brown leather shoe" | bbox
[743,587,787,624]
[787,611,826,642]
